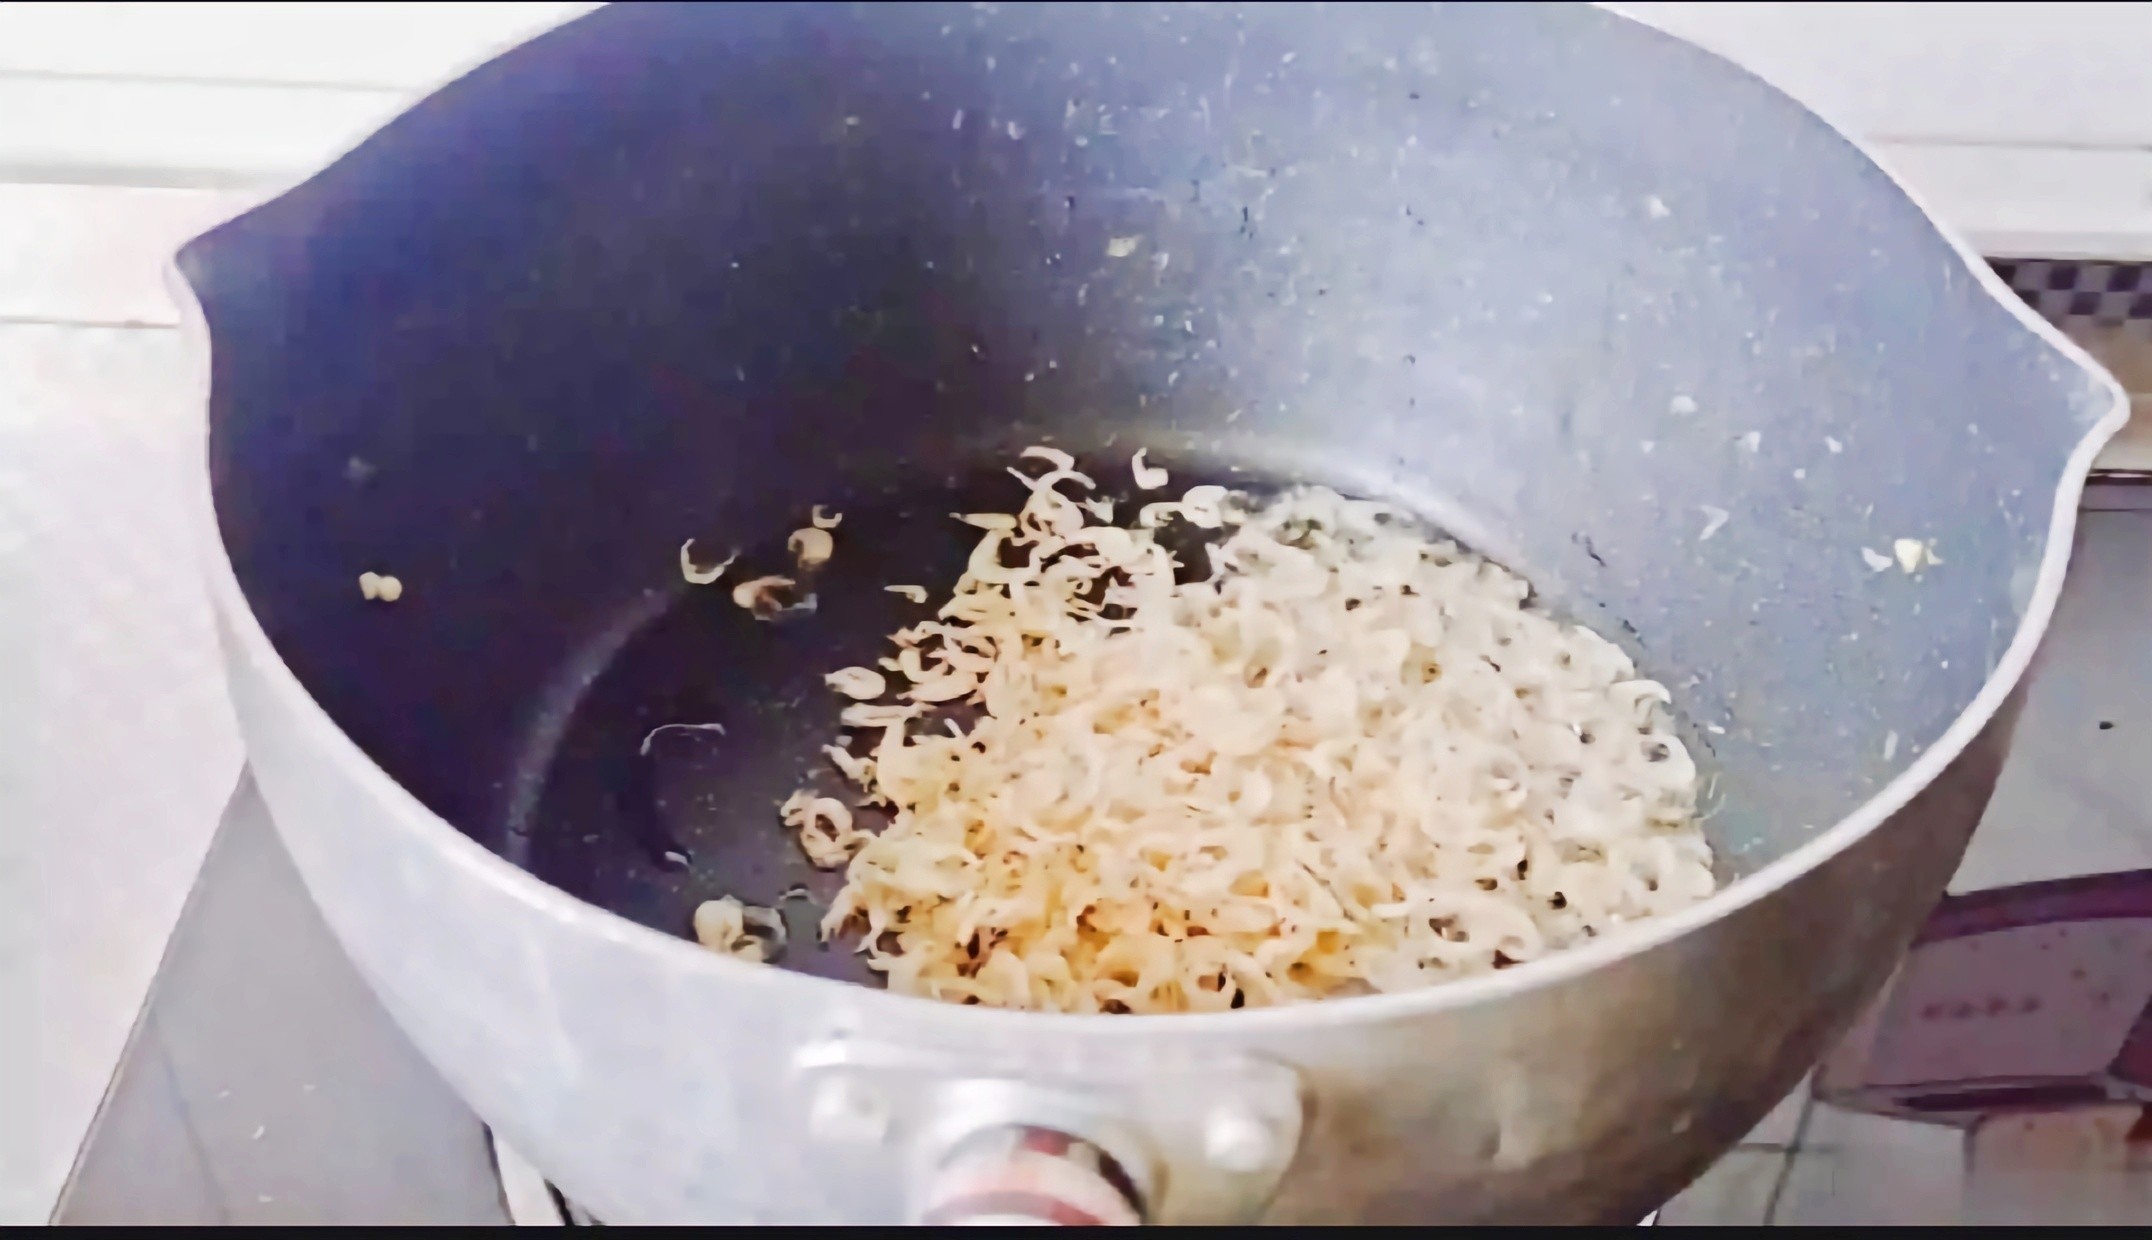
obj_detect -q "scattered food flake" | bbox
[250,1125,265,1141]
[811,505,844,530]
[1131,448,1169,490]
[693,896,785,962]
[825,666,889,700]
[1892,538,1937,574]
[1825,436,1843,454]
[679,538,739,585]
[1645,195,1671,219]
[1739,431,1761,452]
[788,525,835,568]
[1020,445,1076,471]
[357,571,404,602]
[639,722,728,756]
[1860,547,1894,573]
[1882,730,1900,761]
[824,744,875,784]
[1669,395,1698,416]
[1698,506,1730,541]
[886,584,929,603]
[732,575,803,618]
[1106,235,1143,258]
[782,790,869,868]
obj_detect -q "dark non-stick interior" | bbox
[190,2,2104,984]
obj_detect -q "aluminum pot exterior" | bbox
[180,0,2128,1224]
[213,629,2019,1223]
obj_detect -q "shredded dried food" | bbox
[638,721,727,756]
[787,452,1716,1013]
[679,539,738,585]
[825,666,888,700]
[692,896,784,962]
[782,790,871,868]
[1130,448,1169,491]
[357,571,404,602]
[732,574,810,620]
[788,525,835,568]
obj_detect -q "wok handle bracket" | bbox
[793,1037,1302,1224]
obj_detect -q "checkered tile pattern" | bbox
[1990,260,2152,326]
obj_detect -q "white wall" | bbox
[0,3,595,184]
[1614,3,2152,257]
[1,2,2150,254]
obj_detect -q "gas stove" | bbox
[53,775,587,1225]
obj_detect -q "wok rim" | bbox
[169,1,2132,1040]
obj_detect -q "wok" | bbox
[178,0,2125,1223]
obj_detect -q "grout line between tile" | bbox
[0,314,174,330]
[147,1024,235,1226]
[1760,1092,1818,1223]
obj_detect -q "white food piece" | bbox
[788,448,1716,1014]
[639,722,727,756]
[824,744,875,784]
[1669,395,1698,416]
[693,896,784,963]
[1105,235,1143,258]
[1131,449,1169,491]
[1739,431,1761,452]
[1698,506,1730,541]
[1020,445,1076,472]
[782,790,869,869]
[732,574,799,616]
[788,526,835,569]
[1882,730,1900,761]
[357,571,404,602]
[1860,547,1894,573]
[811,505,844,530]
[679,539,739,585]
[1825,436,1844,453]
[825,666,889,700]
[1892,538,1936,574]
[886,584,929,603]
[840,702,923,728]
